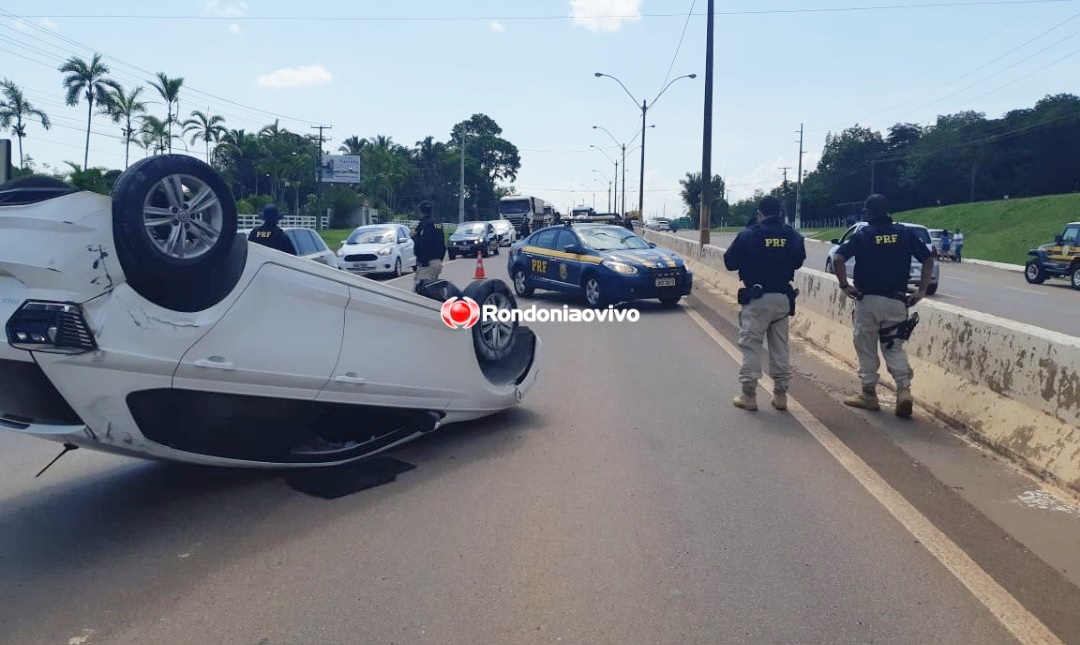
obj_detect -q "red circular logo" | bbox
[441,297,480,329]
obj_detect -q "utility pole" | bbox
[699,0,715,246]
[458,133,466,223]
[795,123,804,229]
[621,144,627,218]
[779,166,791,220]
[639,99,647,222]
[970,160,977,202]
[311,125,331,231]
[613,159,619,215]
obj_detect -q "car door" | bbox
[289,229,316,260]
[831,224,861,273]
[525,228,559,287]
[174,263,348,400]
[307,230,336,267]
[398,226,415,267]
[550,228,584,289]
[1051,224,1079,264]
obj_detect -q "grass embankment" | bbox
[800,193,1080,264]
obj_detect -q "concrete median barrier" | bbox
[645,230,1080,493]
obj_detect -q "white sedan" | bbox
[337,224,416,277]
[491,219,517,247]
[0,155,541,469]
[825,221,940,295]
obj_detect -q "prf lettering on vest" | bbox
[764,238,787,248]
[256,231,271,238]
[874,234,899,244]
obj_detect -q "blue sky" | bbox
[3,0,1080,219]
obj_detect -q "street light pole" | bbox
[595,72,695,226]
[699,0,715,246]
[458,133,466,223]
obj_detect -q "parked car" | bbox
[656,220,671,231]
[0,156,541,469]
[491,219,517,247]
[507,223,693,307]
[1024,221,1080,289]
[448,221,499,259]
[237,227,337,268]
[825,221,940,295]
[928,228,945,256]
[337,223,416,277]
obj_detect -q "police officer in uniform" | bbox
[832,194,933,417]
[723,195,806,411]
[248,204,296,254]
[412,200,446,289]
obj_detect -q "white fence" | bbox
[237,215,330,230]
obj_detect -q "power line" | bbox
[659,0,697,92]
[8,1,1075,22]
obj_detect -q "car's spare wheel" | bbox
[463,279,518,363]
[112,154,244,312]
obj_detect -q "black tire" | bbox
[111,154,243,313]
[1071,267,1080,291]
[462,279,518,363]
[493,243,500,256]
[926,283,938,296]
[582,273,608,308]
[393,257,402,277]
[659,296,682,307]
[1024,260,1047,284]
[512,267,534,297]
[825,258,833,273]
[448,251,457,260]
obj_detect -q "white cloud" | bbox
[227,23,242,34]
[257,64,333,89]
[38,17,58,30]
[489,20,505,32]
[202,0,248,18]
[569,0,642,33]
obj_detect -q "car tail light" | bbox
[6,301,97,354]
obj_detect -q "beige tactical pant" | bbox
[853,295,913,389]
[737,293,791,392]
[413,259,443,286]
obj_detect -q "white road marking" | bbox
[948,277,975,282]
[1005,286,1048,297]
[685,306,1066,645]
[1017,490,1080,516]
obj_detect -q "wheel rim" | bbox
[1026,264,1039,280]
[478,292,515,352]
[514,270,528,293]
[1073,271,1080,288]
[585,278,600,305]
[142,173,224,260]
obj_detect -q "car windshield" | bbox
[499,200,530,215]
[347,228,395,244]
[457,223,486,235]
[578,227,650,251]
[492,221,511,232]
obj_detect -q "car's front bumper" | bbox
[603,267,694,302]
[450,241,487,255]
[340,257,397,273]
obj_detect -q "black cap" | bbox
[864,194,888,217]
[758,195,781,218]
[262,203,280,220]
[418,200,433,216]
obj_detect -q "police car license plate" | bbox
[655,278,676,287]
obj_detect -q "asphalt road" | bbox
[677,231,1080,338]
[1,256,1078,645]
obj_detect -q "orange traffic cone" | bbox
[474,250,487,279]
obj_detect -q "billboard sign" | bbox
[320,155,361,184]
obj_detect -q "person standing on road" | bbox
[832,194,934,417]
[953,228,964,262]
[412,201,446,289]
[723,195,806,412]
[248,204,296,254]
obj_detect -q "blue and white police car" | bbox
[506,223,693,307]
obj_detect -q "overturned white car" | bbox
[0,155,540,468]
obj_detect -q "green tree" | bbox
[58,53,122,169]
[182,110,227,163]
[101,85,146,169]
[338,135,366,155]
[679,171,727,228]
[0,79,51,169]
[149,72,184,152]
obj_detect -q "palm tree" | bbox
[0,78,51,169]
[182,110,227,164]
[101,85,146,169]
[149,72,184,152]
[58,53,122,169]
[139,115,170,156]
[339,135,367,155]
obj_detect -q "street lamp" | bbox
[593,171,612,213]
[592,124,653,219]
[595,71,695,223]
[589,144,618,215]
